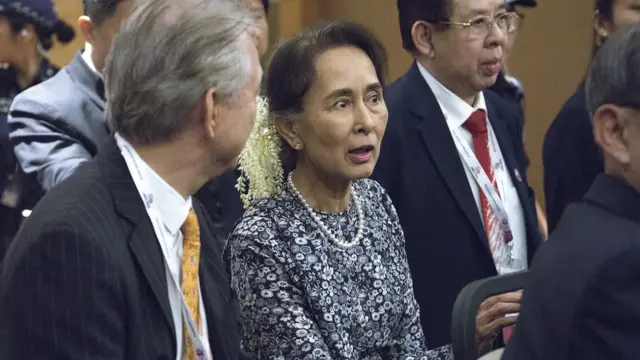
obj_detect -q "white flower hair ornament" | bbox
[236,96,285,208]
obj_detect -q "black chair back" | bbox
[451,270,529,360]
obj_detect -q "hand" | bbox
[475,291,522,354]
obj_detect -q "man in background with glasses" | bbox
[372,0,543,357]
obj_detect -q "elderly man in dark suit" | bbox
[504,23,640,360]
[8,0,133,208]
[371,0,542,357]
[0,0,262,358]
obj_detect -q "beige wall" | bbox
[47,0,594,203]
[509,2,593,204]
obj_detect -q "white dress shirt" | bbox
[81,43,100,76]
[119,137,212,360]
[417,62,528,273]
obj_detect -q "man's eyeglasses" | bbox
[439,12,520,39]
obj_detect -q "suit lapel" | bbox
[405,63,491,256]
[99,137,176,339]
[486,101,529,202]
[194,202,232,359]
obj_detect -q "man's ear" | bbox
[411,20,436,58]
[274,116,302,149]
[593,104,631,165]
[203,88,218,139]
[78,15,96,44]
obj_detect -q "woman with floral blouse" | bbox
[225,20,448,360]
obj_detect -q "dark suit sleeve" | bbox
[8,95,92,192]
[569,249,640,359]
[195,170,245,240]
[0,111,14,194]
[502,249,576,360]
[543,105,602,234]
[511,108,530,172]
[371,115,403,204]
[0,223,126,359]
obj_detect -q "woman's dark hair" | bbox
[6,16,49,48]
[265,20,388,170]
[595,0,614,21]
[4,13,73,50]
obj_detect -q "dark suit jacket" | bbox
[196,170,245,239]
[8,51,109,206]
[371,63,542,349]
[543,83,603,234]
[503,174,640,359]
[0,137,243,360]
[0,66,22,257]
[0,65,20,198]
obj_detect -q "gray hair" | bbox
[586,23,640,118]
[104,0,254,144]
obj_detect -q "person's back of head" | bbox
[104,0,262,192]
[79,0,135,72]
[586,22,640,191]
[396,0,520,104]
[593,0,640,55]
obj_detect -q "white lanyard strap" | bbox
[451,125,510,230]
[115,133,209,360]
[451,123,517,273]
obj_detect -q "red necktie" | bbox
[464,111,515,343]
[463,109,504,252]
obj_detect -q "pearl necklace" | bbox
[288,172,364,249]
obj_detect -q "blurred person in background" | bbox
[489,0,549,238]
[372,0,543,356]
[504,23,640,359]
[543,0,640,234]
[0,0,74,258]
[0,0,261,358]
[7,0,133,213]
[489,0,535,115]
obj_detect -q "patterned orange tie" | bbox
[181,209,201,360]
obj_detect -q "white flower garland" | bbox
[236,96,284,208]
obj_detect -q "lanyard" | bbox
[115,133,209,360]
[451,123,516,273]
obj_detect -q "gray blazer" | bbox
[8,51,109,203]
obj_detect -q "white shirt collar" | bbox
[416,61,487,130]
[82,43,101,77]
[144,160,193,236]
[115,133,192,235]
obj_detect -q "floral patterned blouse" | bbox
[225,178,449,359]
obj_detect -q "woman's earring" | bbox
[293,143,303,150]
